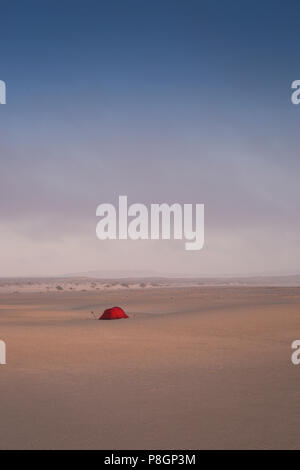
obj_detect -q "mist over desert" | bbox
[1,280,300,450]
[2,0,300,454]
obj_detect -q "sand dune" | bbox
[0,286,300,449]
[0,274,299,295]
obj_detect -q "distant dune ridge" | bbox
[0,274,300,294]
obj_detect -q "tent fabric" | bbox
[99,306,129,320]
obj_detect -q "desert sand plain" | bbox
[0,279,300,449]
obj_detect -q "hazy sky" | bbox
[1,0,300,277]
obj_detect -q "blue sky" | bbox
[1,0,300,276]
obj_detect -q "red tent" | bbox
[99,306,129,320]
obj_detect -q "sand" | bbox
[0,285,300,449]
